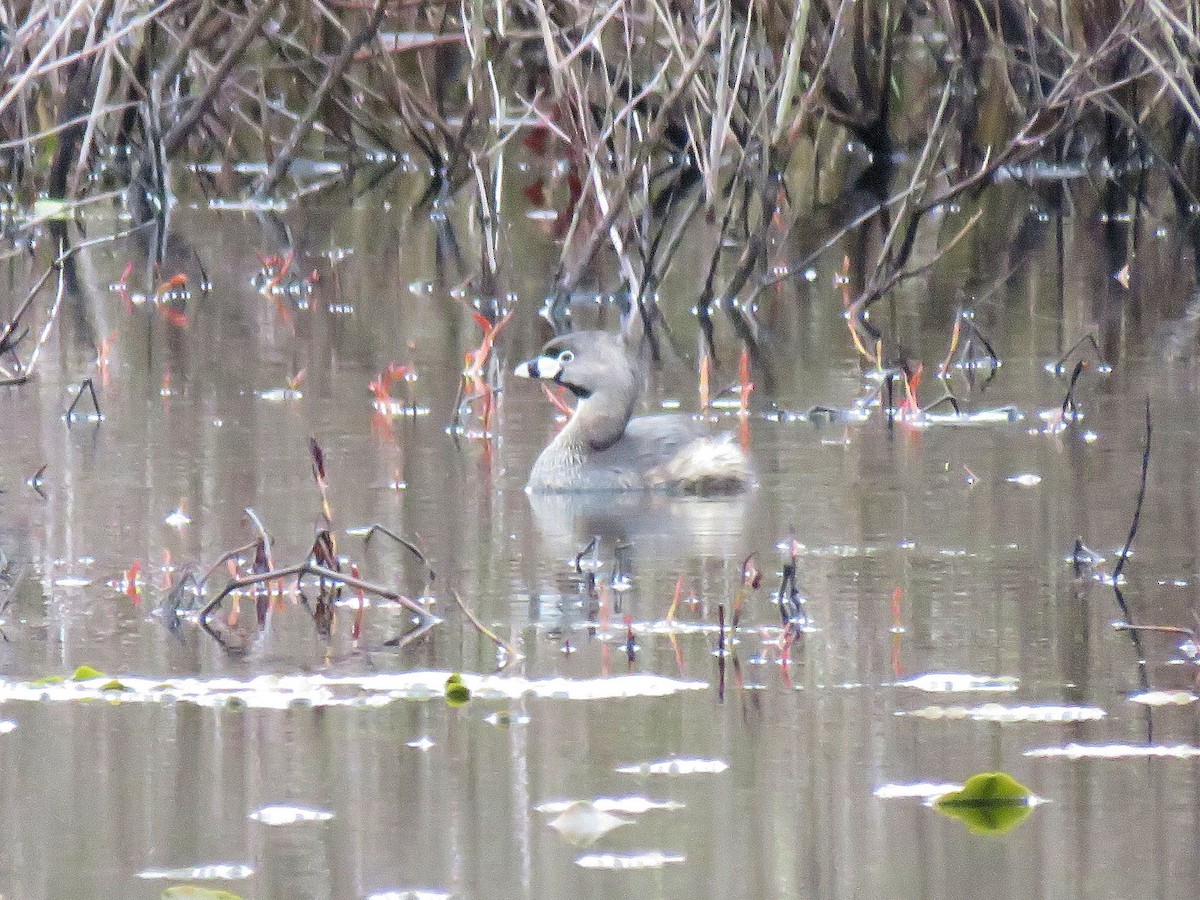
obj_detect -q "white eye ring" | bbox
[557,350,574,364]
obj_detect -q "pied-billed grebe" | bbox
[513,331,754,493]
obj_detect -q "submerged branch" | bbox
[199,561,435,628]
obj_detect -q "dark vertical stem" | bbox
[1112,398,1151,585]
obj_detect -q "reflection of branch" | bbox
[383,617,439,650]
[0,245,67,386]
[0,223,149,383]
[1113,399,1151,586]
[847,209,984,349]
[834,24,1141,338]
[1058,361,1086,421]
[0,263,55,360]
[1109,400,1152,699]
[1052,333,1108,375]
[254,0,384,195]
[162,0,283,158]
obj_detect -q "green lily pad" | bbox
[445,674,470,707]
[71,665,106,681]
[934,772,1036,835]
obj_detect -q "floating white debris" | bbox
[923,406,1023,426]
[616,758,728,776]
[1006,473,1042,487]
[0,721,16,734]
[248,804,334,826]
[549,801,632,846]
[899,703,1105,723]
[53,576,92,588]
[366,891,451,900]
[1129,691,1198,707]
[406,736,436,750]
[372,400,431,417]
[576,851,685,870]
[209,196,288,212]
[165,508,190,528]
[635,620,725,636]
[65,411,103,424]
[1025,743,1200,759]
[137,863,254,880]
[536,797,684,815]
[257,387,303,402]
[896,673,1019,693]
[526,208,559,221]
[873,782,961,800]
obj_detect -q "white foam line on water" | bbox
[0,672,709,709]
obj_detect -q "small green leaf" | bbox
[99,679,127,691]
[939,772,1031,804]
[71,665,105,681]
[31,676,64,686]
[445,674,470,707]
[935,772,1036,835]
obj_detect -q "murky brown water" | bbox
[3,179,1200,899]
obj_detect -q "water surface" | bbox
[1,185,1199,899]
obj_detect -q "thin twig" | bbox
[29,464,47,499]
[197,541,258,591]
[358,523,436,589]
[64,377,101,424]
[200,562,435,626]
[451,589,522,666]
